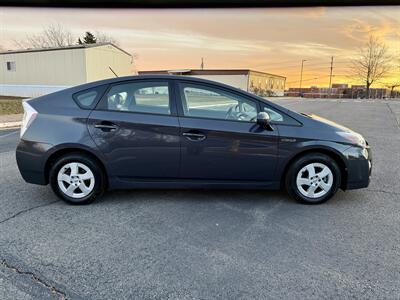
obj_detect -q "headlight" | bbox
[361,148,369,159]
[337,131,366,148]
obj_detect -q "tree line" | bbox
[12,23,119,49]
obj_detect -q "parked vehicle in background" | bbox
[16,76,372,205]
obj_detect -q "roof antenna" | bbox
[109,66,118,77]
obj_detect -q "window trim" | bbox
[95,79,178,117]
[175,80,261,124]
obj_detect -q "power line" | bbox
[287,75,327,84]
[286,74,351,85]
[259,61,330,70]
[280,66,342,74]
[247,58,349,70]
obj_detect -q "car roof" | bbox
[73,75,242,92]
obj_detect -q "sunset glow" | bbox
[1,6,399,88]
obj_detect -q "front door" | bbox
[87,80,181,179]
[176,81,279,181]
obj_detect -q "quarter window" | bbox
[73,85,108,109]
[103,81,171,115]
[75,90,98,108]
[180,83,258,122]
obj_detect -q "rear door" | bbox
[175,81,279,181]
[87,80,181,179]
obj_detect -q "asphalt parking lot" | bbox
[1,98,399,299]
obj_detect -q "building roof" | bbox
[138,69,286,79]
[0,43,132,57]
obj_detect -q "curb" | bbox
[0,121,22,129]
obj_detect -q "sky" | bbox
[0,6,399,88]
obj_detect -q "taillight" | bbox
[20,101,38,138]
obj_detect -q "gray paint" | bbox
[16,75,371,190]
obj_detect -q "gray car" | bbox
[16,75,372,205]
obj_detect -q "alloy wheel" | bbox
[296,162,333,199]
[57,162,95,199]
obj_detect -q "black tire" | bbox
[285,153,341,204]
[49,153,106,205]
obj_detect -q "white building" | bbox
[138,69,286,96]
[0,43,133,97]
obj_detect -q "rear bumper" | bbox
[344,146,372,190]
[16,139,53,185]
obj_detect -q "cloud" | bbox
[113,28,272,53]
[274,42,343,58]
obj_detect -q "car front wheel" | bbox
[49,153,105,204]
[286,153,341,204]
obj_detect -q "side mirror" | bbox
[256,112,273,130]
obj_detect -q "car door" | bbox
[87,80,181,179]
[175,81,279,181]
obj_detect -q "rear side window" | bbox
[73,85,107,109]
[98,81,171,115]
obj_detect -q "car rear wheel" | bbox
[49,153,105,204]
[286,153,341,204]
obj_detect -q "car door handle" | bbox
[94,123,119,132]
[182,132,206,141]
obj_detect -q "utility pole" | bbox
[299,59,307,97]
[328,56,334,98]
[201,57,204,70]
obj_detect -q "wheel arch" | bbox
[44,146,109,188]
[280,147,348,190]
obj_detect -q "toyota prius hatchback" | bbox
[16,75,372,205]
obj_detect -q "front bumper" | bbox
[16,139,53,185]
[343,145,372,190]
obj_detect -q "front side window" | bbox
[180,83,258,122]
[263,106,284,122]
[262,104,301,125]
[103,81,170,115]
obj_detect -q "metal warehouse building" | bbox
[138,69,286,96]
[0,43,133,97]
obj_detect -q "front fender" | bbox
[275,138,352,183]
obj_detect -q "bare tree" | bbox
[93,31,138,60]
[387,82,400,98]
[14,23,74,49]
[94,31,119,46]
[352,35,392,99]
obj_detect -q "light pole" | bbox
[299,59,307,97]
[328,56,334,97]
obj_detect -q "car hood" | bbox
[303,113,354,132]
[298,113,367,147]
